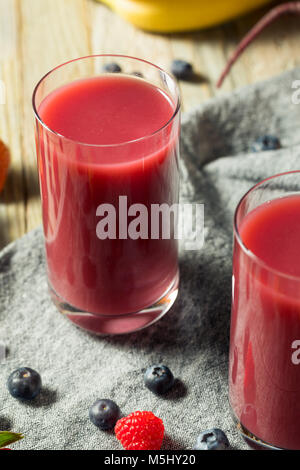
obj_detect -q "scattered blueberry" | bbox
[171,59,194,80]
[144,364,175,395]
[194,428,230,450]
[102,62,122,73]
[251,135,281,152]
[131,72,144,78]
[7,367,42,400]
[89,399,120,430]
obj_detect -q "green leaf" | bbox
[0,431,23,448]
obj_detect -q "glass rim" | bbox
[234,170,300,282]
[32,54,181,148]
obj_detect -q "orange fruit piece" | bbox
[0,139,10,192]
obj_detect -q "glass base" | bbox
[49,271,179,335]
[233,414,282,450]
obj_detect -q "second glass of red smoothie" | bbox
[230,171,300,449]
[33,55,180,335]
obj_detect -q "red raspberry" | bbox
[115,411,164,450]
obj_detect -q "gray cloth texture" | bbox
[1,67,300,450]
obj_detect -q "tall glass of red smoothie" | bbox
[230,171,300,449]
[33,55,180,335]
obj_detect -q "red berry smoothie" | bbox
[230,195,300,449]
[36,74,179,333]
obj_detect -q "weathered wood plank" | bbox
[89,2,219,111]
[0,0,26,248]
[220,8,300,90]
[89,3,173,69]
[19,0,91,233]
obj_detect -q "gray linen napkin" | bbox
[1,67,300,450]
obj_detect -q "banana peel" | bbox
[99,0,273,32]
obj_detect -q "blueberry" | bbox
[251,135,281,152]
[144,364,175,395]
[194,428,230,450]
[89,399,120,430]
[131,72,143,78]
[171,59,194,80]
[7,367,42,400]
[102,62,122,73]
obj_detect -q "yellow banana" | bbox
[99,0,272,33]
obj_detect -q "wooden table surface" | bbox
[0,0,299,250]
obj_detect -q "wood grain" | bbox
[0,0,25,248]
[0,0,299,249]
